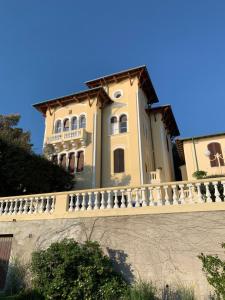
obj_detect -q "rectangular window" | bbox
[76,151,84,172]
[0,234,13,290]
[60,154,67,169]
[68,153,75,174]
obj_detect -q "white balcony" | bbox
[46,128,86,144]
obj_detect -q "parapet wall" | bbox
[1,210,225,299]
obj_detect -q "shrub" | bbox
[162,284,196,300]
[198,243,225,299]
[31,239,127,300]
[192,170,207,179]
[122,281,157,300]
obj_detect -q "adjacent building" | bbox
[33,66,180,189]
[177,132,225,180]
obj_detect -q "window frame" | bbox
[113,148,125,173]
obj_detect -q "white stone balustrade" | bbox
[0,178,225,219]
[46,128,86,144]
[0,196,55,216]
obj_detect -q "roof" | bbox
[85,65,159,104]
[33,87,113,115]
[179,132,225,142]
[147,104,180,137]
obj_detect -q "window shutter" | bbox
[207,142,224,167]
[60,154,67,169]
[114,149,125,173]
[68,153,75,173]
[0,235,13,290]
[76,151,84,172]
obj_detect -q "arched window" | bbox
[68,152,75,174]
[63,118,70,132]
[119,114,127,133]
[110,116,117,135]
[207,142,224,167]
[79,115,86,129]
[54,120,61,133]
[71,117,78,130]
[114,148,125,173]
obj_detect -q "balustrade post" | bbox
[75,193,81,211]
[178,184,185,204]
[68,194,74,212]
[100,191,106,210]
[45,197,50,213]
[113,190,119,208]
[8,200,13,215]
[28,198,34,214]
[163,186,170,205]
[120,190,125,208]
[222,181,225,202]
[156,187,162,206]
[172,185,178,205]
[141,187,147,207]
[148,187,154,206]
[18,199,23,214]
[34,198,39,214]
[127,189,132,208]
[13,199,18,215]
[94,192,99,210]
[0,201,3,215]
[50,196,55,213]
[81,193,87,211]
[213,181,221,202]
[195,183,203,203]
[204,182,212,203]
[106,191,112,209]
[87,192,93,210]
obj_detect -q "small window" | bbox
[68,152,75,174]
[110,116,118,135]
[54,120,61,133]
[63,119,70,132]
[114,148,125,173]
[76,151,84,172]
[207,142,224,167]
[119,114,127,133]
[79,115,86,129]
[113,90,123,99]
[60,154,67,169]
[71,117,78,130]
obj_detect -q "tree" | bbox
[0,114,73,196]
[31,239,127,300]
[0,139,73,196]
[198,243,225,299]
[0,114,32,151]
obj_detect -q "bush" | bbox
[122,281,157,300]
[192,170,207,179]
[162,284,196,300]
[198,243,225,299]
[31,239,127,300]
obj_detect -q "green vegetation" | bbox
[0,114,73,196]
[122,281,157,300]
[31,239,127,300]
[192,170,207,179]
[198,243,225,299]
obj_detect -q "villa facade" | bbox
[33,66,179,189]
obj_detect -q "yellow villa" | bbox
[33,66,180,189]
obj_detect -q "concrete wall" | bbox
[2,211,225,299]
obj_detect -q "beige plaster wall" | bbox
[2,211,225,299]
[183,135,225,180]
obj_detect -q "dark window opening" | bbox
[114,148,125,173]
[68,152,75,174]
[76,151,84,172]
[63,119,70,132]
[207,142,224,167]
[119,115,127,133]
[60,154,67,169]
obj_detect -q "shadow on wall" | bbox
[74,165,131,189]
[106,248,134,283]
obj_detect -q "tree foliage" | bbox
[0,114,32,151]
[0,139,73,196]
[198,243,225,299]
[31,239,127,300]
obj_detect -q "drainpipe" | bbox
[192,138,199,171]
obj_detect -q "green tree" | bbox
[31,239,127,300]
[0,114,32,151]
[198,243,225,299]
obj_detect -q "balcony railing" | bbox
[46,128,86,144]
[0,178,225,221]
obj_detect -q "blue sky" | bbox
[0,0,225,153]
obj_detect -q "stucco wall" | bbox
[2,211,225,299]
[183,135,225,180]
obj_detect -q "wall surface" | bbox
[1,211,225,299]
[183,135,225,180]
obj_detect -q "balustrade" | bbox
[0,178,225,218]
